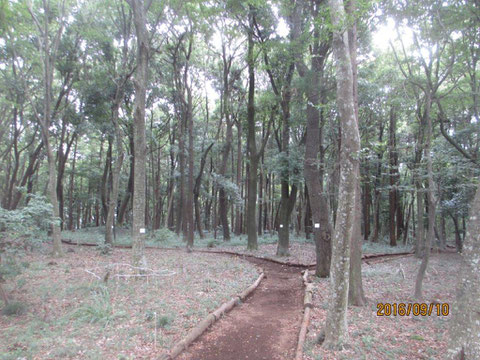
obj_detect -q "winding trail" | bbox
[60,239,423,359]
[178,257,305,360]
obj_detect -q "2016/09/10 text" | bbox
[377,303,449,316]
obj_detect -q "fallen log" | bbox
[295,270,314,360]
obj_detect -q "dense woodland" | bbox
[1,0,479,357]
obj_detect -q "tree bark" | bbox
[105,57,128,245]
[346,0,366,306]
[246,6,258,250]
[323,0,360,348]
[414,94,436,299]
[28,1,66,257]
[128,0,149,269]
[448,178,480,359]
[389,106,398,246]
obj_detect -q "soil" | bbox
[178,257,305,360]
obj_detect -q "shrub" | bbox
[0,193,57,287]
[1,301,27,316]
[148,228,176,243]
[97,242,112,255]
[73,286,123,325]
[157,314,173,329]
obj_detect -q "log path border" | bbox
[295,269,314,360]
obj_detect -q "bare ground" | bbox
[178,257,305,360]
[0,245,259,360]
[304,252,461,360]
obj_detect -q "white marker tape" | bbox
[279,224,284,228]
[314,223,320,229]
[140,228,146,234]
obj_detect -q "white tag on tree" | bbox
[314,223,320,229]
[140,228,146,234]
[279,224,284,228]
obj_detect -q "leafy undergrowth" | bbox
[63,227,414,266]
[0,245,259,359]
[304,253,460,360]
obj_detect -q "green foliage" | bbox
[0,192,57,243]
[148,228,177,243]
[1,301,27,316]
[0,193,56,280]
[73,285,125,325]
[157,314,174,329]
[211,173,242,204]
[207,240,219,248]
[265,146,304,185]
[96,241,113,255]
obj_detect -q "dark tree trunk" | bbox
[389,106,398,246]
[246,6,258,250]
[128,0,149,269]
[67,138,77,230]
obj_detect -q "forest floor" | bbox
[8,228,458,360]
[178,257,304,360]
[62,226,412,266]
[304,252,461,360]
[0,245,259,360]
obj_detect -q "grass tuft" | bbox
[1,301,27,316]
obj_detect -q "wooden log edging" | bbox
[295,269,314,360]
[62,238,425,268]
[61,239,314,267]
[162,271,265,360]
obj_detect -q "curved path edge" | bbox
[162,271,265,360]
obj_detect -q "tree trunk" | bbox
[118,140,133,224]
[414,94,435,299]
[451,214,463,252]
[186,84,194,248]
[129,0,148,269]
[346,0,366,306]
[323,0,360,348]
[235,120,243,235]
[67,138,77,230]
[448,178,480,359]
[105,74,126,245]
[389,106,397,246]
[28,2,65,257]
[246,6,258,250]
[415,181,425,258]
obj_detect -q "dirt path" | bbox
[178,257,305,360]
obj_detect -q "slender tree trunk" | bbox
[246,6,258,250]
[100,138,112,223]
[345,0,366,306]
[186,85,194,248]
[389,106,397,246]
[105,83,126,245]
[118,141,133,224]
[363,165,371,241]
[129,0,148,269]
[67,138,77,230]
[371,120,384,242]
[11,142,43,210]
[415,94,436,299]
[415,181,425,257]
[28,1,65,257]
[323,0,360,348]
[235,120,243,235]
[451,214,463,252]
[448,177,480,359]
